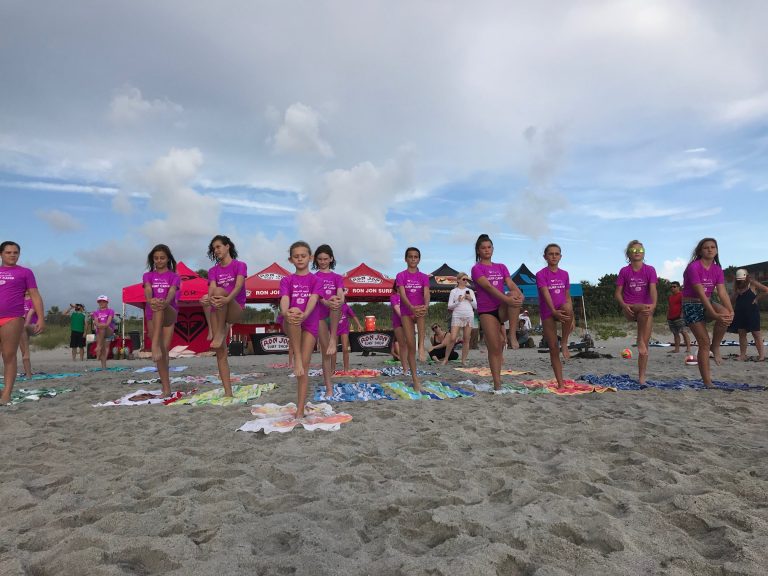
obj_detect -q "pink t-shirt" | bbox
[390,293,402,329]
[395,270,430,317]
[208,259,248,307]
[24,297,38,325]
[314,270,345,320]
[0,265,37,318]
[616,264,658,305]
[279,273,323,334]
[143,270,181,310]
[536,267,570,320]
[471,262,510,313]
[338,303,355,335]
[682,260,724,299]
[92,308,116,330]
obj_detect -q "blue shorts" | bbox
[683,302,705,325]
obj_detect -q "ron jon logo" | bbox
[260,336,289,352]
[350,275,382,284]
[358,333,391,348]
[258,273,286,281]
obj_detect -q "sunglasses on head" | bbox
[431,325,439,331]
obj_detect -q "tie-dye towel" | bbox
[314,382,395,402]
[0,386,75,405]
[380,366,439,378]
[455,367,535,377]
[87,366,131,372]
[521,379,617,394]
[172,383,277,406]
[2,372,82,383]
[134,365,188,373]
[458,379,549,395]
[579,373,767,392]
[93,389,191,407]
[333,369,381,378]
[239,402,352,433]
[378,381,474,400]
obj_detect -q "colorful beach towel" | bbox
[455,367,535,377]
[87,366,131,372]
[421,380,475,399]
[458,379,549,395]
[379,366,439,378]
[521,379,617,395]
[579,374,767,392]
[93,389,191,407]
[239,402,352,433]
[2,372,82,383]
[332,368,381,378]
[314,382,395,402]
[0,385,75,405]
[172,383,277,406]
[134,366,188,373]
[268,362,321,369]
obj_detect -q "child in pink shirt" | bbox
[396,247,430,391]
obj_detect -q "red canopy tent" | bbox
[343,263,393,302]
[121,262,211,353]
[244,262,291,303]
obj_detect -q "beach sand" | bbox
[1,336,767,575]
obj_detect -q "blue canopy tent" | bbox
[510,264,589,332]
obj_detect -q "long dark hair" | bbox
[690,237,721,266]
[475,234,492,262]
[207,235,238,262]
[147,244,177,272]
[312,244,336,270]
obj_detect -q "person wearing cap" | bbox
[91,295,115,369]
[728,268,767,361]
[64,303,87,361]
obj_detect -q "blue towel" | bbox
[579,373,767,392]
[314,382,396,402]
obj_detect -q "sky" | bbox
[2,1,768,311]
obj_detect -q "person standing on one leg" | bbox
[396,247,430,391]
[682,238,734,388]
[312,244,345,397]
[615,240,658,385]
[536,243,574,389]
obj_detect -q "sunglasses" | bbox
[629,248,645,254]
[431,325,439,331]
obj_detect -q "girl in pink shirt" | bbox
[312,244,345,397]
[471,234,524,391]
[0,241,44,404]
[614,240,658,384]
[682,238,734,387]
[536,243,574,389]
[280,241,322,418]
[396,247,430,392]
[91,296,115,370]
[201,235,247,397]
[143,244,181,397]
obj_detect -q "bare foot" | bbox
[711,348,723,365]
[419,353,427,363]
[206,329,213,341]
[441,359,448,365]
[161,387,172,397]
[703,382,716,389]
[509,338,520,350]
[325,385,334,397]
[211,330,227,350]
[412,377,421,393]
[737,355,746,362]
[293,363,305,378]
[326,338,338,356]
[151,345,162,363]
[561,344,571,361]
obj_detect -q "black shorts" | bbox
[70,331,86,348]
[478,309,501,321]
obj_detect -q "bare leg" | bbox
[560,305,574,361]
[682,329,692,353]
[737,329,748,361]
[285,321,305,377]
[689,322,713,387]
[443,327,459,365]
[215,345,232,397]
[393,326,408,373]
[71,340,77,361]
[636,307,653,384]
[317,320,334,395]
[156,309,177,396]
[0,319,24,404]
[416,316,427,362]
[341,333,350,371]
[461,325,472,365]
[505,305,521,349]
[19,328,32,377]
[401,315,420,391]
[752,330,765,361]
[672,330,681,353]
[200,298,213,340]
[479,313,504,390]
[295,330,316,418]
[543,317,564,388]
[150,309,164,363]
[326,307,340,356]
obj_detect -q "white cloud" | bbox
[108,85,184,125]
[269,103,334,158]
[720,91,768,124]
[0,180,118,195]
[660,257,687,282]
[36,209,82,232]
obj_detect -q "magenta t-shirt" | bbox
[395,270,430,317]
[536,267,570,320]
[208,259,248,307]
[471,262,510,313]
[390,293,402,329]
[616,264,658,305]
[24,297,38,325]
[279,273,323,332]
[0,265,37,318]
[338,303,355,335]
[143,270,181,310]
[314,270,345,320]
[92,308,115,330]
[682,260,724,299]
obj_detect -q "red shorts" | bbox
[0,316,23,327]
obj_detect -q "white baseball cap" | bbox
[735,269,748,281]
[97,294,109,302]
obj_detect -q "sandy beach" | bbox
[1,337,767,576]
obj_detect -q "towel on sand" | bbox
[333,369,381,377]
[93,389,191,407]
[314,382,395,402]
[172,383,277,406]
[579,373,767,392]
[87,366,130,372]
[455,367,535,377]
[239,402,352,433]
[380,366,439,378]
[458,380,550,395]
[521,379,617,394]
[134,366,188,373]
[0,385,75,405]
[2,372,82,382]
[379,381,475,400]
